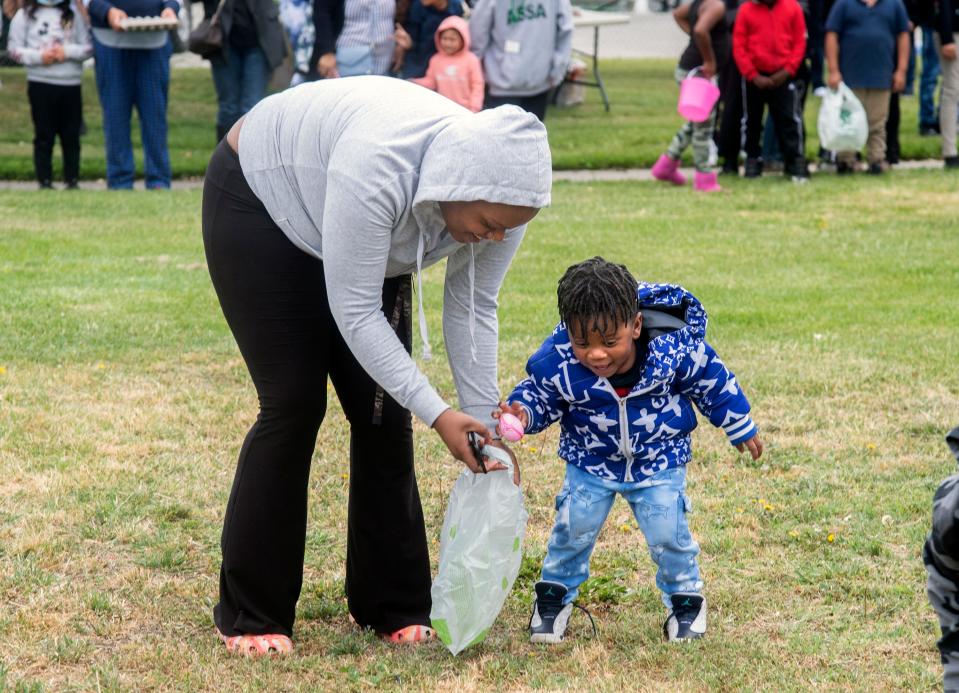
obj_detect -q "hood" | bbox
[433,15,471,53]
[553,282,708,391]
[413,106,551,214]
[410,104,550,362]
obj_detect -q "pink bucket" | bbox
[677,70,720,123]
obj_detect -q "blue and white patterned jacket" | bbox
[507,283,757,483]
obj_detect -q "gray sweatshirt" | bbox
[469,0,573,97]
[237,76,552,428]
[8,6,92,86]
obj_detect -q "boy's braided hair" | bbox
[557,257,639,337]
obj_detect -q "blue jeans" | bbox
[920,25,941,127]
[211,44,271,133]
[92,36,172,189]
[542,463,703,608]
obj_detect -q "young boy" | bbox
[825,0,910,174]
[732,0,809,180]
[925,426,959,690]
[411,16,484,111]
[496,257,763,643]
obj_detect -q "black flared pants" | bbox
[202,140,432,637]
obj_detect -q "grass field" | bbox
[1,170,957,691]
[0,60,946,180]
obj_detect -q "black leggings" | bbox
[202,140,431,637]
[27,81,82,185]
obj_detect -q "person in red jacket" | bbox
[732,0,809,180]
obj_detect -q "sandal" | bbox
[216,627,293,656]
[382,624,436,644]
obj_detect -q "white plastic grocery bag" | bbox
[817,83,868,152]
[430,445,528,655]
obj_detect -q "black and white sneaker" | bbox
[529,581,573,644]
[663,593,706,642]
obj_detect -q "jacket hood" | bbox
[434,15,470,53]
[554,282,708,391]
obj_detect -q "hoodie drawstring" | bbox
[468,244,478,363]
[415,233,432,361]
[414,231,479,364]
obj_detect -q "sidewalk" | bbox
[0,159,946,190]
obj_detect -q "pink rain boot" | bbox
[651,154,686,186]
[693,170,721,193]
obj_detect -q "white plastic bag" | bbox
[430,446,528,655]
[817,83,868,152]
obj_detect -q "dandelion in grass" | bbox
[0,366,6,375]
[866,442,877,451]
[827,533,835,543]
[788,529,800,538]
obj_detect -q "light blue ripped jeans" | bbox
[542,463,703,607]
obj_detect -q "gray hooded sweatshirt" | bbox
[237,76,552,429]
[469,0,574,97]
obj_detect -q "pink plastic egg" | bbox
[499,412,525,442]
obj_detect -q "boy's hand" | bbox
[752,75,773,90]
[492,401,529,429]
[942,43,957,61]
[701,60,716,79]
[769,69,789,88]
[827,71,842,90]
[736,434,764,460]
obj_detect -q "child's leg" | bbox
[58,84,83,185]
[27,81,56,186]
[541,463,617,603]
[766,79,807,175]
[741,78,766,160]
[666,67,694,160]
[624,466,702,607]
[690,108,718,172]
[666,121,694,161]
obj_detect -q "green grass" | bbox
[0,60,946,180]
[1,171,956,690]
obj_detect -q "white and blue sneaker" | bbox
[663,593,707,642]
[529,581,574,644]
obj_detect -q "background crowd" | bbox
[0,0,957,188]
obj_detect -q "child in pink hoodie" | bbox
[412,16,485,112]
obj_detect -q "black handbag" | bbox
[188,0,227,59]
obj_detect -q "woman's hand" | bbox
[160,7,177,20]
[394,23,412,50]
[318,52,338,78]
[486,438,521,486]
[432,409,508,474]
[107,6,128,30]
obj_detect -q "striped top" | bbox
[337,0,395,75]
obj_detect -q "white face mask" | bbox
[36,0,63,7]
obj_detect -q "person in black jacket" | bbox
[203,0,286,142]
